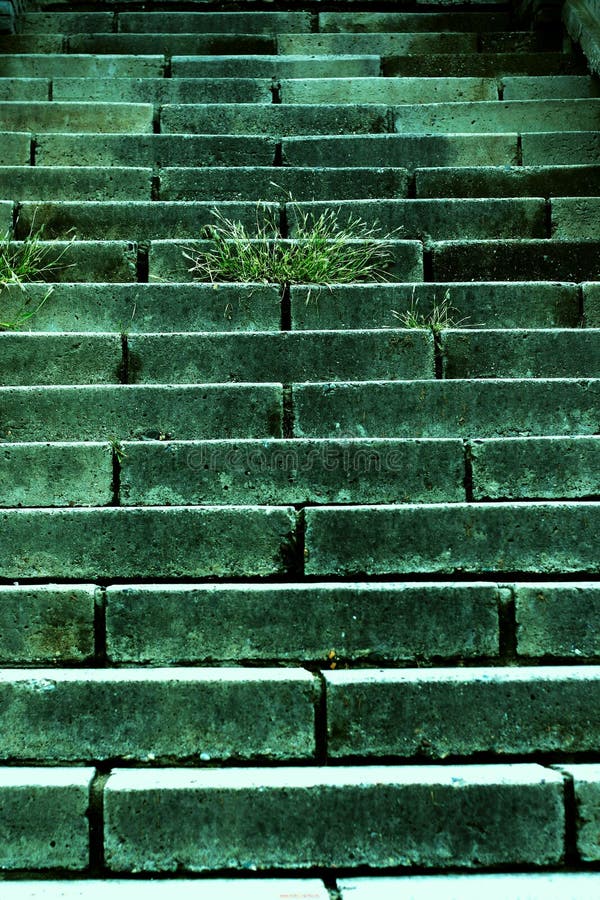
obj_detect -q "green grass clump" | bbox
[0,222,72,330]
[184,202,399,285]
[392,290,481,332]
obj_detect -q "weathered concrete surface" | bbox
[325,667,600,757]
[0,584,96,664]
[104,765,565,871]
[0,506,297,579]
[558,764,600,860]
[0,441,113,507]
[0,669,316,762]
[515,582,600,657]
[105,582,500,665]
[0,767,94,870]
[0,333,123,385]
[119,437,462,505]
[304,502,600,575]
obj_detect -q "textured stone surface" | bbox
[280,76,497,104]
[416,164,600,197]
[584,282,600,326]
[393,98,600,133]
[0,54,166,77]
[0,768,94,870]
[515,582,600,657]
[126,331,435,384]
[0,333,123,385]
[552,197,600,238]
[119,438,462,505]
[304,502,600,575]
[0,669,316,762]
[1,240,137,281]
[0,384,283,441]
[325,667,600,757]
[0,441,113,507]
[293,379,600,438]
[105,582,500,665]
[35,134,276,167]
[118,11,312,33]
[171,54,381,78]
[0,101,154,132]
[52,77,273,104]
[0,166,153,200]
[0,283,282,333]
[0,131,30,164]
[470,437,600,500]
[431,239,600,281]
[0,584,96,664]
[282,134,519,168]
[521,130,600,164]
[291,283,580,330]
[0,506,297,579]
[277,32,478,55]
[104,765,565,871]
[441,329,600,378]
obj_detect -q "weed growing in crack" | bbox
[392,289,483,332]
[183,200,400,286]
[0,220,74,330]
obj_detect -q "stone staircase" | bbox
[1,1,600,896]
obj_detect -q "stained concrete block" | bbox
[552,197,600,238]
[293,379,600,439]
[0,767,94,870]
[416,164,600,198]
[67,33,277,56]
[470,437,600,500]
[52,77,273,104]
[0,333,123,385]
[522,130,600,164]
[0,506,297,579]
[0,384,284,441]
[0,441,113,507]
[393,99,600,134]
[119,11,312,33]
[35,134,276,168]
[0,166,153,200]
[282,133,519,168]
[0,584,96,664]
[171,54,382,78]
[280,76,497,105]
[291,282,580,330]
[559,765,600,860]
[325,666,600,757]
[105,581,500,665]
[431,239,600,281]
[277,32,478,55]
[126,330,435,384]
[0,54,166,78]
[0,101,154,132]
[103,764,564,871]
[119,437,462,505]
[0,283,282,333]
[0,668,316,762]
[515,582,600,657]
[304,502,600,575]
[0,131,30,164]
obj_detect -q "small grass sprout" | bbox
[0,218,74,330]
[184,199,400,286]
[392,290,483,332]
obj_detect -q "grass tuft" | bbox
[392,290,482,332]
[184,199,400,285]
[0,220,74,330]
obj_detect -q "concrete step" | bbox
[318,11,511,32]
[159,103,390,135]
[0,166,153,200]
[33,133,276,167]
[324,666,600,758]
[12,198,549,241]
[65,33,278,55]
[304,502,600,575]
[288,198,548,240]
[52,76,273,104]
[277,32,479,55]
[391,98,600,133]
[559,764,600,862]
[0,131,30,164]
[0,77,49,99]
[0,329,435,386]
[158,166,411,201]
[279,76,499,104]
[103,764,565,871]
[415,164,600,197]
[0,668,317,762]
[290,282,581,329]
[502,74,600,98]
[338,874,600,900]
[0,506,296,579]
[23,11,313,34]
[282,134,520,168]
[522,130,600,163]
[0,53,166,78]
[0,384,284,441]
[431,239,600,281]
[0,240,137,281]
[552,197,600,238]
[171,53,382,78]
[0,100,154,132]
[0,767,94,871]
[2,580,599,666]
[292,379,600,438]
[382,52,587,77]
[0,283,283,332]
[18,11,113,33]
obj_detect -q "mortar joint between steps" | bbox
[463,439,474,503]
[497,585,518,662]
[94,585,108,666]
[88,766,110,875]
[561,770,582,866]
